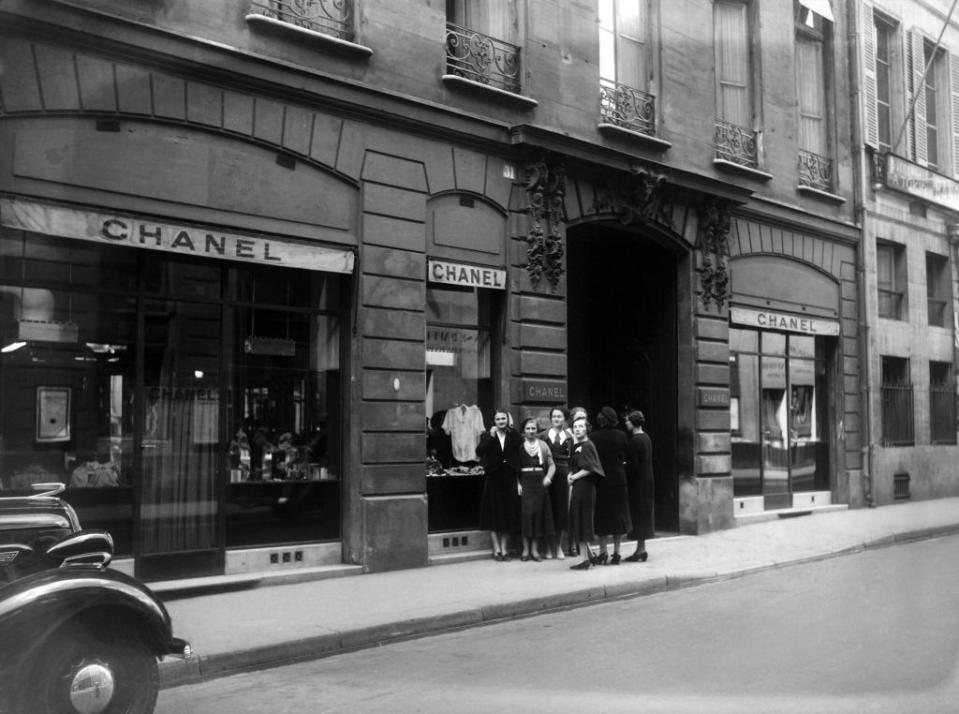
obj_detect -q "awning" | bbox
[0,197,355,274]
[799,0,834,23]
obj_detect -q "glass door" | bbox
[732,328,831,508]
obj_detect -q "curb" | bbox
[159,524,959,689]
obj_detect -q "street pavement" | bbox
[157,497,959,689]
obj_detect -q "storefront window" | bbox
[730,327,830,502]
[425,284,494,532]
[0,229,344,564]
[224,267,342,546]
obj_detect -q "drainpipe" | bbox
[847,0,875,507]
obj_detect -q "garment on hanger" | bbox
[442,404,485,462]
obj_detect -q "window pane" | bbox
[715,2,750,125]
[226,307,341,546]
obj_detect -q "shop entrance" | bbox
[566,224,680,533]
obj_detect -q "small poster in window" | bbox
[36,387,71,442]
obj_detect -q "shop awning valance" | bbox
[0,197,355,274]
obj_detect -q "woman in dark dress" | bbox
[476,410,522,561]
[518,417,555,561]
[542,407,572,560]
[590,406,632,565]
[566,414,604,570]
[625,410,655,562]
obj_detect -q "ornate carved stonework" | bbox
[524,156,566,291]
[589,166,674,230]
[696,198,732,309]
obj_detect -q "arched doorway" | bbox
[566,221,683,534]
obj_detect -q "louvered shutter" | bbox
[950,52,959,177]
[862,2,879,148]
[908,29,928,164]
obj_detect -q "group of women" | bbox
[476,405,655,570]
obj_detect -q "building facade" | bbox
[855,0,959,506]
[0,0,872,581]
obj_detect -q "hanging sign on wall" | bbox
[730,307,840,336]
[0,197,355,273]
[428,259,506,290]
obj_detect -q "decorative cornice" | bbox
[696,198,732,310]
[524,154,566,291]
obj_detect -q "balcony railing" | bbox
[599,79,655,136]
[445,22,521,95]
[714,120,758,169]
[248,0,355,42]
[797,149,833,193]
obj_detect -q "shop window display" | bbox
[0,227,344,563]
[730,327,830,501]
[425,284,495,532]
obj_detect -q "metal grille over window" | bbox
[881,353,914,446]
[797,149,833,192]
[445,22,521,94]
[248,0,355,42]
[714,120,759,168]
[599,79,655,135]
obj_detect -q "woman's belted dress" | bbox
[519,440,555,538]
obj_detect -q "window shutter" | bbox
[908,29,928,164]
[862,2,879,148]
[950,52,959,177]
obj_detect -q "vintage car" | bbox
[0,483,190,714]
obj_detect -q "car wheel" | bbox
[23,624,159,714]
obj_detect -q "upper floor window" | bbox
[873,13,897,153]
[877,240,906,320]
[921,40,946,172]
[598,0,657,138]
[714,1,751,128]
[795,2,833,193]
[714,1,760,170]
[445,0,531,101]
[925,251,950,327]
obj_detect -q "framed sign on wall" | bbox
[36,387,71,443]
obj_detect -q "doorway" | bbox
[566,224,680,533]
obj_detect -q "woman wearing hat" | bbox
[590,406,632,565]
[624,410,654,562]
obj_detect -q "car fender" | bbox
[0,566,174,672]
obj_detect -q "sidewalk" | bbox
[158,497,959,689]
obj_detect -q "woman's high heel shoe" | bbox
[591,551,608,566]
[609,553,621,565]
[569,559,591,570]
[624,551,648,563]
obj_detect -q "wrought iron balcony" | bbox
[248,0,355,42]
[599,80,655,136]
[714,120,758,169]
[797,149,833,193]
[445,22,522,95]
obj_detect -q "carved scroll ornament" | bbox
[696,198,732,310]
[524,156,566,291]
